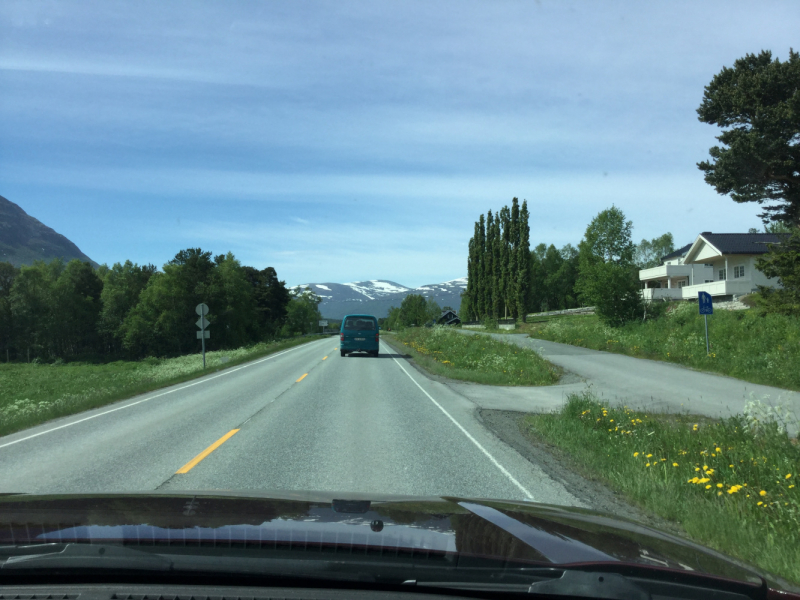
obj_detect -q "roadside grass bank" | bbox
[523,394,800,583]
[0,336,323,438]
[389,326,560,386]
[464,313,594,335]
[529,302,800,391]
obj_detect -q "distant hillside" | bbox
[0,195,97,267]
[290,278,467,319]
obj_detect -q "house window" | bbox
[677,279,687,288]
[733,265,745,278]
[718,269,726,281]
[705,280,714,283]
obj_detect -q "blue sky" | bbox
[1,1,797,287]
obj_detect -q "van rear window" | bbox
[344,318,376,330]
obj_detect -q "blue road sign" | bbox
[698,291,713,315]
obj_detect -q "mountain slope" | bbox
[291,278,467,319]
[0,195,98,267]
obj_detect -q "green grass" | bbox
[523,394,800,583]
[529,303,800,390]
[0,336,322,437]
[389,326,560,386]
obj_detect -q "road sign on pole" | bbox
[196,303,210,368]
[698,292,713,315]
[698,292,713,354]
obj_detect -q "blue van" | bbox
[340,314,379,357]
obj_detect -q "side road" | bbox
[456,330,800,432]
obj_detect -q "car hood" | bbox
[0,490,795,594]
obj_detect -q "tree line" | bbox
[384,294,442,330]
[458,200,670,326]
[0,248,323,362]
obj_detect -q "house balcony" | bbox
[680,279,757,299]
[641,287,683,301]
[639,264,693,282]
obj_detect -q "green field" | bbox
[0,336,322,437]
[389,326,560,386]
[529,303,800,390]
[524,393,800,583]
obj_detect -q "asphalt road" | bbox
[0,338,581,506]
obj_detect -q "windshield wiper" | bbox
[1,543,173,572]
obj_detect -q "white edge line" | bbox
[383,342,534,501]
[0,339,323,450]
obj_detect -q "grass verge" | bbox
[529,303,800,390]
[0,336,324,438]
[389,326,560,386]
[523,393,800,583]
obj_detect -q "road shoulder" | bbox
[478,408,685,535]
[382,335,677,527]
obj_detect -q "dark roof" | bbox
[700,233,788,255]
[660,243,692,262]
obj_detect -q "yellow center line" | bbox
[322,356,328,360]
[296,373,308,382]
[176,429,239,474]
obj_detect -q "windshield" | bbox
[0,0,798,592]
[344,317,376,330]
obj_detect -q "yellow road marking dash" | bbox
[322,356,328,360]
[176,429,239,474]
[296,373,308,382]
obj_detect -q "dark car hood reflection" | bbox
[0,490,773,589]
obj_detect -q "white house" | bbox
[640,243,712,301]
[640,232,785,302]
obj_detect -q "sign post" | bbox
[196,303,210,368]
[698,292,713,355]
[319,319,328,334]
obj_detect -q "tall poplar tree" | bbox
[516,200,530,318]
[483,211,495,317]
[498,206,511,318]
[491,216,502,318]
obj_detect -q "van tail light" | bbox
[375,332,379,342]
[340,333,344,342]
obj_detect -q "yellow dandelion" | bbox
[716,483,723,488]
[705,485,712,489]
[673,463,679,467]
[759,490,767,497]
[634,452,639,457]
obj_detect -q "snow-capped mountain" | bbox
[290,278,467,319]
